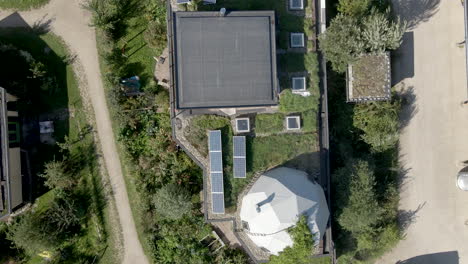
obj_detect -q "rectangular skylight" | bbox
[290,33,305,48]
[235,118,250,133]
[286,116,301,130]
[290,0,304,10]
[292,77,306,91]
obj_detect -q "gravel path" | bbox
[379,1,468,263]
[0,1,149,264]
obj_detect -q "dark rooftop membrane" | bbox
[173,11,278,109]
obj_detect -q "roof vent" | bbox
[220,8,226,16]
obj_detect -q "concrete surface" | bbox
[0,1,149,264]
[379,1,468,263]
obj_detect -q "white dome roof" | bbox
[240,167,329,255]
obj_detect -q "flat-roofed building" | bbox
[171,11,279,109]
[346,52,392,102]
[0,87,23,218]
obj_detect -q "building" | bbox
[346,52,392,102]
[0,87,23,218]
[240,167,329,255]
[171,11,279,109]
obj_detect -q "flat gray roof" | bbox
[173,11,278,109]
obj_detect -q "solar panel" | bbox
[233,136,246,178]
[212,193,225,214]
[211,172,224,193]
[208,130,225,214]
[233,136,246,157]
[210,151,223,172]
[234,158,246,178]
[209,130,222,152]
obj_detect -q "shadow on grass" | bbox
[0,12,73,200]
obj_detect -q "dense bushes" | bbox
[89,0,251,262]
[353,99,401,153]
[319,3,406,72]
[325,1,405,262]
[269,215,331,264]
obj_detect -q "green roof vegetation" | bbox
[0,0,49,10]
[255,113,284,134]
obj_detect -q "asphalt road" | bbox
[379,1,468,263]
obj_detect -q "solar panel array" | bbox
[233,136,247,178]
[209,130,225,214]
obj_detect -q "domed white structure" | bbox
[240,167,329,255]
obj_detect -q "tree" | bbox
[361,9,407,52]
[353,100,401,153]
[269,215,317,264]
[153,183,192,220]
[7,212,61,255]
[318,14,364,73]
[319,9,406,73]
[337,160,383,234]
[40,160,76,190]
[337,0,372,17]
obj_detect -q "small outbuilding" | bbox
[240,167,329,255]
[346,52,391,102]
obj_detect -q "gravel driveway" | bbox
[379,1,468,263]
[0,1,149,263]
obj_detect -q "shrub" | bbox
[318,14,364,73]
[353,99,401,153]
[361,9,406,52]
[337,160,383,234]
[40,160,75,190]
[337,0,372,17]
[153,183,192,220]
[269,215,331,264]
[255,113,284,134]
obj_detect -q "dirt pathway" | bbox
[0,1,149,264]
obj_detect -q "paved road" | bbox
[379,1,468,263]
[0,1,149,264]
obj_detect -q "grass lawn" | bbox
[255,113,285,134]
[0,0,49,10]
[0,29,118,264]
[185,114,318,209]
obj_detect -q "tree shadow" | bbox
[398,201,426,232]
[396,251,459,264]
[392,31,414,85]
[391,0,441,30]
[399,85,418,130]
[0,13,71,201]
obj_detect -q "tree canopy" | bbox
[318,9,406,73]
[337,160,383,234]
[153,183,192,220]
[353,100,401,153]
